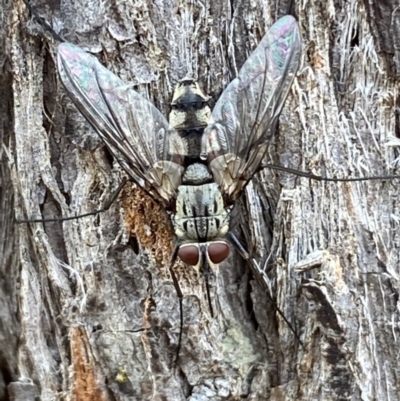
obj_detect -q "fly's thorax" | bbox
[182,163,212,185]
[172,182,230,242]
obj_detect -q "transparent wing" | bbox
[201,15,302,202]
[57,43,187,205]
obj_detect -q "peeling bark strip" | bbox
[70,327,112,401]
[2,1,400,401]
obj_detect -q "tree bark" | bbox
[2,0,400,400]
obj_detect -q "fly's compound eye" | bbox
[178,245,199,265]
[208,243,230,264]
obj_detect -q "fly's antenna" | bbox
[22,0,65,42]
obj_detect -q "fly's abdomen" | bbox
[169,108,210,131]
[169,80,211,158]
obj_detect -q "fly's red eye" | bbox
[178,245,199,265]
[208,243,230,264]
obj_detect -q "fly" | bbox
[55,16,302,272]
[19,4,400,363]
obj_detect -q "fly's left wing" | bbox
[57,43,187,205]
[201,15,302,202]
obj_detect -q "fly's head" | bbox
[176,241,231,273]
[172,182,232,270]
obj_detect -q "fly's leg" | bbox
[16,178,128,224]
[168,251,184,365]
[22,0,65,42]
[167,257,218,366]
[200,258,215,318]
[169,268,183,365]
[168,253,215,365]
[261,163,400,182]
[227,231,303,347]
[204,273,214,318]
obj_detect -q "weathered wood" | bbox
[0,1,21,399]
[1,0,400,400]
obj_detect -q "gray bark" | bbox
[1,0,400,400]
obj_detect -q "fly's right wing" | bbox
[201,16,302,202]
[57,43,187,205]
